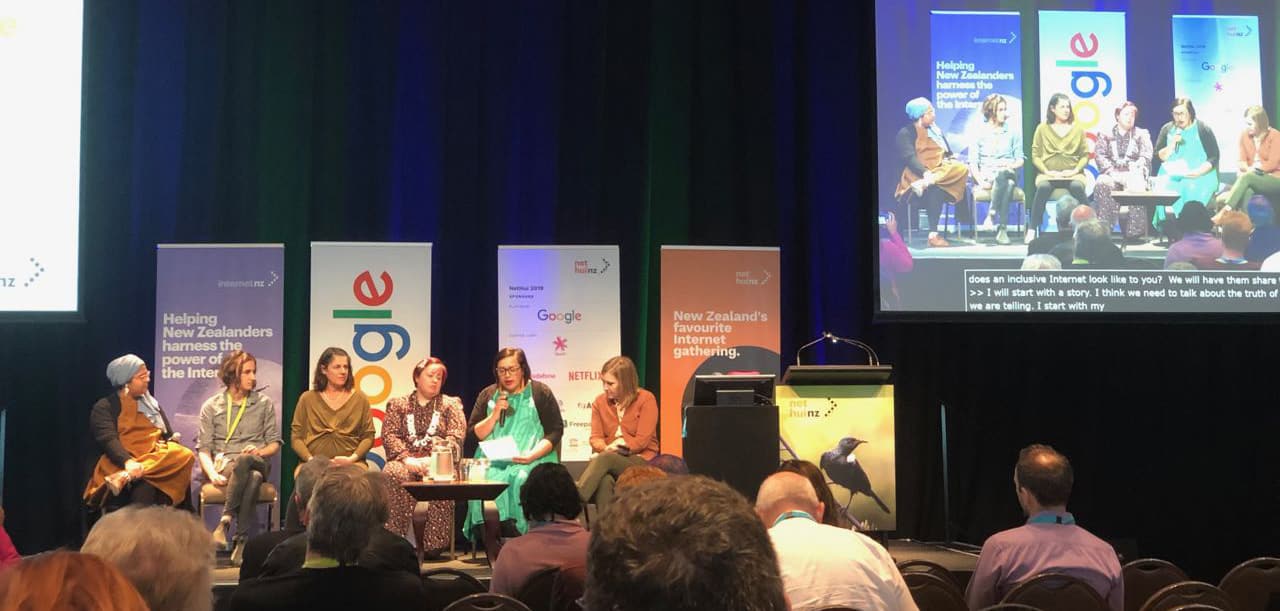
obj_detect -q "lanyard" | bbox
[225,393,249,441]
[772,510,816,528]
[1028,512,1075,525]
[302,557,340,569]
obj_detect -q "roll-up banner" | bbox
[497,245,620,462]
[930,11,1023,162]
[309,242,432,470]
[154,244,285,513]
[1172,15,1262,170]
[659,246,781,457]
[1039,9,1127,180]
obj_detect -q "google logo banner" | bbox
[310,242,433,471]
[1038,10,1128,175]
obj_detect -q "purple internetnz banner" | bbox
[154,244,284,524]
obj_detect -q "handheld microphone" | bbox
[497,391,508,427]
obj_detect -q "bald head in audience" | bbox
[755,471,824,525]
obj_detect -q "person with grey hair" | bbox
[230,465,426,610]
[1021,253,1062,270]
[82,505,213,611]
[755,472,915,611]
[585,475,788,611]
[1071,218,1123,268]
[238,456,331,581]
[257,469,416,578]
[1027,194,1083,260]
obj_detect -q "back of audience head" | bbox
[521,463,582,521]
[585,475,787,611]
[291,455,332,528]
[306,465,388,565]
[1178,201,1214,234]
[1217,210,1254,254]
[647,454,689,475]
[1054,195,1079,230]
[81,505,212,611]
[776,459,848,528]
[1167,261,1197,271]
[1014,444,1074,511]
[1073,219,1111,262]
[1021,253,1062,270]
[0,551,148,611]
[755,471,823,526]
[614,465,667,496]
[1068,200,1095,229]
[1247,195,1274,227]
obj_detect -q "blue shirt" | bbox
[973,122,1022,179]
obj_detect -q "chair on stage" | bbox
[898,558,962,590]
[444,593,533,611]
[906,194,970,244]
[423,568,487,611]
[904,571,967,611]
[1123,558,1189,611]
[198,481,280,532]
[1138,580,1236,611]
[1218,557,1280,611]
[972,183,1026,238]
[1001,572,1109,611]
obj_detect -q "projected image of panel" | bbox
[0,0,83,315]
[874,1,1280,314]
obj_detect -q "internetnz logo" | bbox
[538,308,582,325]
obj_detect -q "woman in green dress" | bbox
[464,347,563,539]
[1153,97,1220,233]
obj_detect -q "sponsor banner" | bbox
[1172,15,1262,170]
[497,246,620,462]
[1039,10,1127,180]
[154,244,284,501]
[659,246,781,457]
[310,242,432,470]
[777,384,897,531]
[930,11,1023,161]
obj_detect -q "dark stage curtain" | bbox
[0,0,1275,582]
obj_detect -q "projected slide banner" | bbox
[659,246,780,456]
[930,11,1023,158]
[0,0,83,313]
[310,242,432,470]
[778,384,896,531]
[1039,11,1127,146]
[497,246,620,462]
[153,244,284,506]
[1172,14,1262,169]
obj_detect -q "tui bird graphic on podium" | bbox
[820,437,891,514]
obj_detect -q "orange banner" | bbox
[659,246,781,456]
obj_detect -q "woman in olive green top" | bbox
[291,347,375,467]
[1029,93,1090,243]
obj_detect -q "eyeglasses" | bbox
[496,366,522,376]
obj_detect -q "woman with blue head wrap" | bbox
[894,97,970,247]
[84,354,195,509]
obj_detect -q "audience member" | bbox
[1164,201,1223,269]
[491,463,590,596]
[1245,196,1280,262]
[258,468,417,578]
[0,551,148,611]
[230,465,426,610]
[1028,195,1085,266]
[239,456,329,581]
[647,454,689,475]
[1071,219,1123,268]
[612,465,667,496]
[879,211,915,309]
[1262,251,1280,271]
[584,475,788,611]
[966,444,1123,611]
[1021,253,1063,270]
[82,505,213,611]
[1198,210,1259,269]
[0,506,18,570]
[756,472,915,611]
[777,459,856,530]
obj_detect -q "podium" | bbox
[777,364,897,531]
[684,402,780,501]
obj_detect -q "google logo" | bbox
[1055,32,1112,132]
[538,308,582,325]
